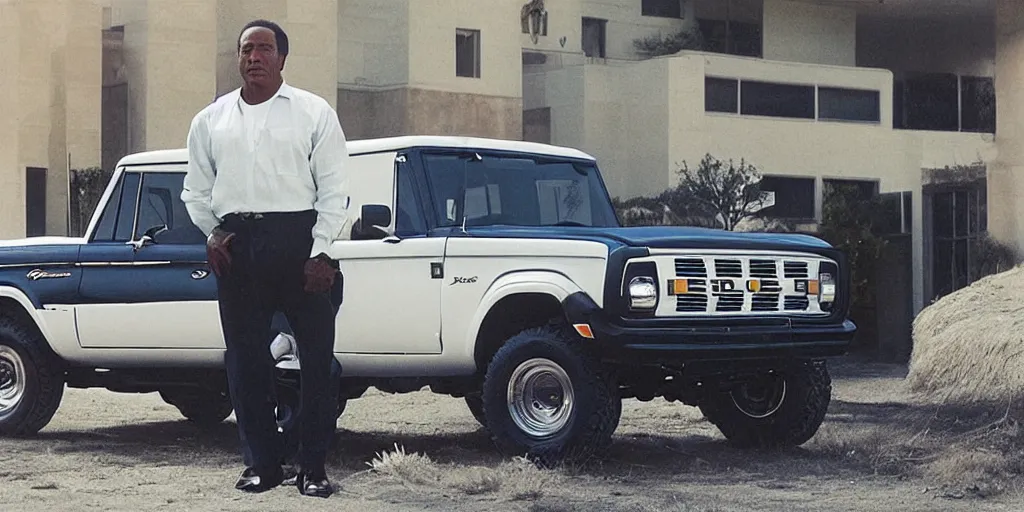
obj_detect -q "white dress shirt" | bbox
[181,82,351,258]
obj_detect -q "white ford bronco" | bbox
[0,136,855,465]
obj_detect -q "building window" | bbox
[960,76,996,133]
[818,87,881,123]
[930,182,987,299]
[824,178,878,200]
[705,77,738,113]
[25,167,47,237]
[704,77,882,125]
[642,0,683,18]
[521,10,548,37]
[456,29,480,78]
[697,18,762,58]
[740,81,815,119]
[894,73,995,134]
[758,176,816,220]
[582,17,606,58]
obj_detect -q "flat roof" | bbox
[116,135,597,168]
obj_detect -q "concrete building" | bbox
[1,0,1021,351]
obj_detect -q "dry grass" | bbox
[906,265,1024,404]
[887,265,1024,496]
[810,398,1024,498]
[367,443,556,501]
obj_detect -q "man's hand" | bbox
[304,254,337,294]
[207,227,236,277]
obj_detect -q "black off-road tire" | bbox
[0,315,65,436]
[159,387,234,426]
[464,392,487,427]
[481,324,621,467]
[699,360,832,449]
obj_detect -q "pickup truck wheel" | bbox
[481,325,620,467]
[159,388,233,426]
[0,316,65,436]
[699,360,832,449]
[464,393,486,427]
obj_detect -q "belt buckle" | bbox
[240,212,264,220]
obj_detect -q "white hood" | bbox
[0,236,86,248]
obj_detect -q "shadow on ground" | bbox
[10,396,955,480]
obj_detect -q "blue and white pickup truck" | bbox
[0,136,855,465]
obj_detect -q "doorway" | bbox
[25,167,47,237]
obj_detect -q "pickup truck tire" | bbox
[481,324,621,467]
[698,360,831,449]
[159,388,233,426]
[0,315,65,437]
[463,393,486,427]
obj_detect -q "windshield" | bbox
[421,152,620,229]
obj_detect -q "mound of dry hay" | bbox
[907,264,1024,404]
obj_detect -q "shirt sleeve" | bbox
[180,111,221,236]
[308,99,352,259]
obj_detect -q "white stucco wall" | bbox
[337,0,409,88]
[582,0,697,60]
[406,0,522,98]
[762,0,857,66]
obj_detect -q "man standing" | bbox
[180,19,349,498]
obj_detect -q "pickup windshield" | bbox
[421,152,620,229]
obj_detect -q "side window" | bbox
[464,184,502,221]
[135,172,206,244]
[421,154,465,226]
[394,161,428,237]
[536,178,592,226]
[90,177,124,242]
[114,172,141,243]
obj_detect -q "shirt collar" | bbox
[232,81,292,108]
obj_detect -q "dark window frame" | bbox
[455,28,481,78]
[642,0,683,19]
[818,87,881,124]
[740,80,816,120]
[703,77,882,125]
[25,167,47,237]
[757,175,817,221]
[582,17,607,58]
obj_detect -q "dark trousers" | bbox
[215,210,337,478]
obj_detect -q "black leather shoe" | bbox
[282,465,298,486]
[234,466,284,493]
[296,472,334,498]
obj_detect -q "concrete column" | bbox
[217,0,338,108]
[121,0,217,153]
[0,1,23,239]
[990,0,1024,253]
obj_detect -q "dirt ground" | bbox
[0,357,1020,512]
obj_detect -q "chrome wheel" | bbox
[0,346,27,420]
[506,358,574,438]
[730,375,787,419]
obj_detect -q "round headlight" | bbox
[628,276,658,310]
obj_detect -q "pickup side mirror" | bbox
[354,204,392,240]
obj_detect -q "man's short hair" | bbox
[238,19,289,57]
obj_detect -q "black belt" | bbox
[222,210,316,222]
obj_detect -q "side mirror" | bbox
[143,224,168,239]
[355,204,392,240]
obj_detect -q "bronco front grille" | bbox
[666,254,831,317]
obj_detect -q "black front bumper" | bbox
[562,293,856,365]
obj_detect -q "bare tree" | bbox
[676,154,768,231]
